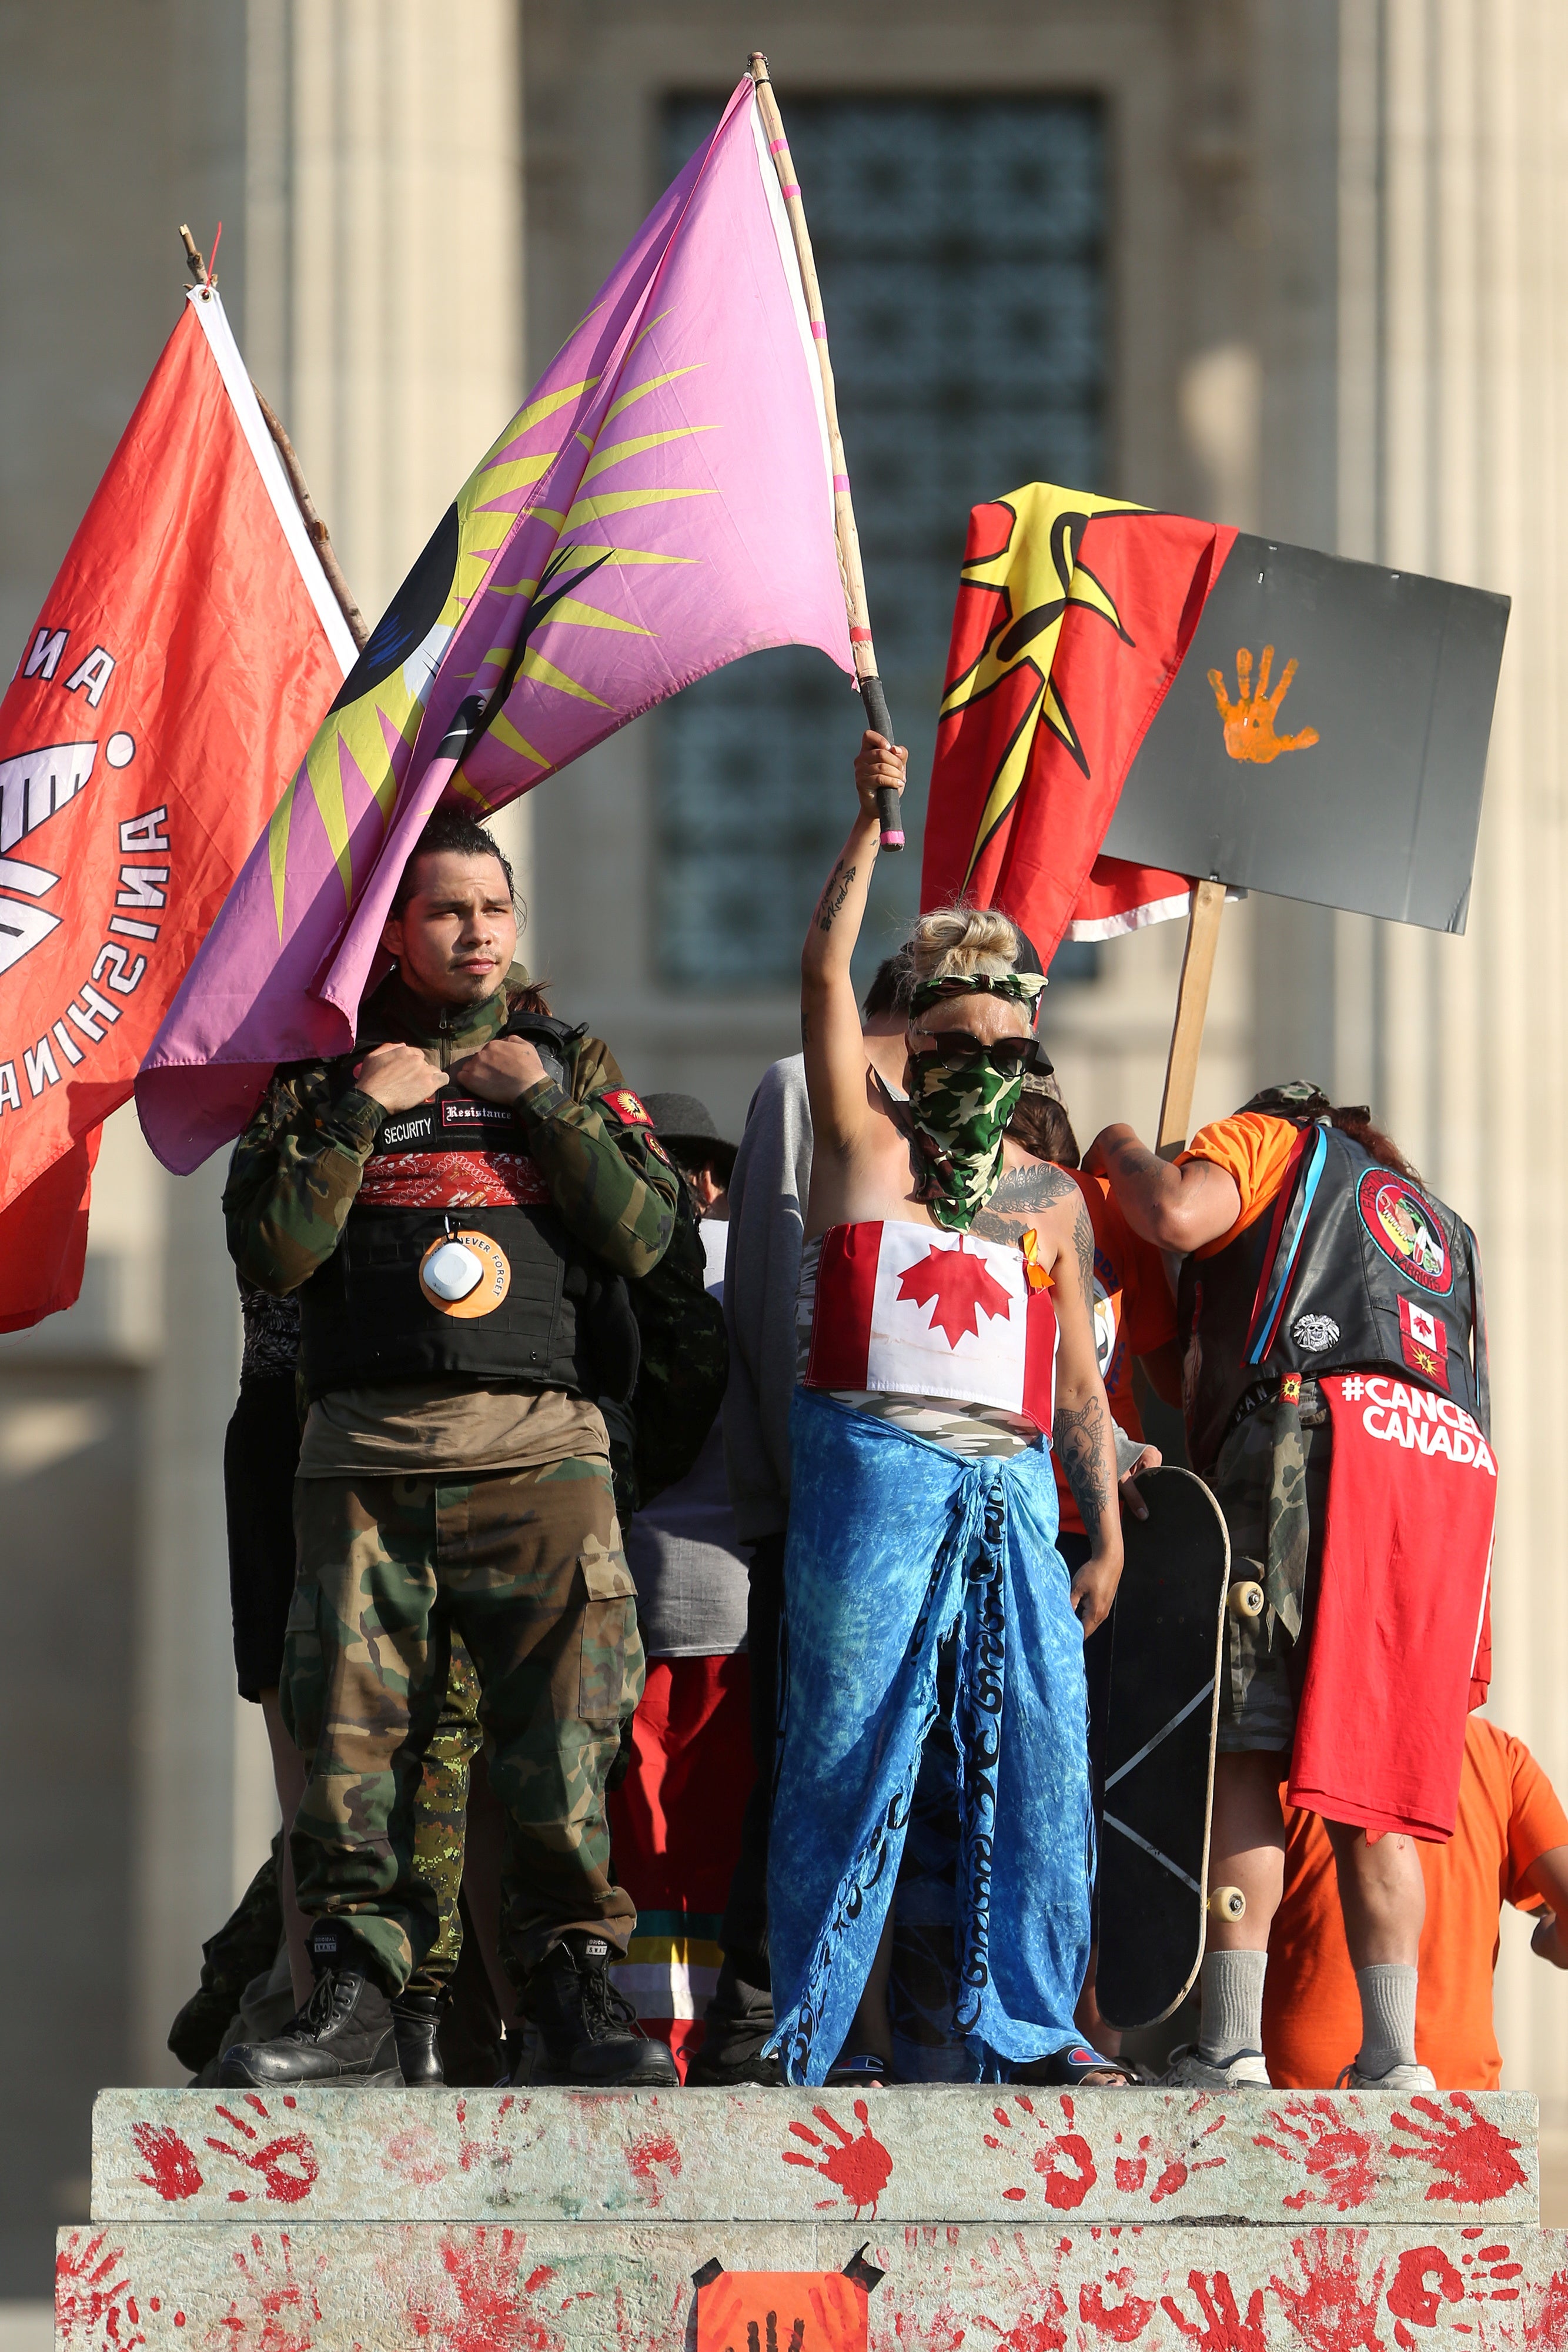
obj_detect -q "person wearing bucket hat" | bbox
[604,1091,755,2075]
[216,806,683,2092]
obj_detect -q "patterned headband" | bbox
[908,970,1048,1018]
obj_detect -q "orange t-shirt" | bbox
[1054,1170,1178,1537]
[1179,1111,1300,1258]
[1262,1716,1568,2089]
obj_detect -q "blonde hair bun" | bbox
[901,904,1021,990]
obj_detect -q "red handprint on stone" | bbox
[456,2093,517,2177]
[1268,2226,1388,2352]
[206,2095,320,2206]
[1253,2097,1380,2213]
[131,2121,203,2201]
[1081,2277,1157,2341]
[1389,2094,1529,2204]
[218,2229,323,2352]
[781,2099,894,2219]
[983,2092,1098,2211]
[55,2231,146,2351]
[1386,2245,1463,2349]
[1111,2099,1227,2205]
[1159,2268,1268,2352]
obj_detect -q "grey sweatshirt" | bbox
[721,1054,813,1544]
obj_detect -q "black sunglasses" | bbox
[908,1033,1044,1074]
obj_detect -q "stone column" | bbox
[127,0,526,2084]
[1336,0,1568,2114]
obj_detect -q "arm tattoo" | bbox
[971,1161,1076,1246]
[1108,1137,1165,1182]
[1071,1198,1094,1307]
[815,859,856,933]
[1054,1392,1112,1542]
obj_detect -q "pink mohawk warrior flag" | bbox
[138,76,853,1172]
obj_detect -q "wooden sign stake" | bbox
[1155,879,1228,1158]
[747,52,903,850]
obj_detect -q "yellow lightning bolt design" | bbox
[940,485,1148,886]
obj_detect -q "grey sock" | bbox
[1355,1963,1418,2077]
[1198,1948,1268,2063]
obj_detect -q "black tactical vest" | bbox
[298,1084,613,1402]
[1177,1120,1488,1477]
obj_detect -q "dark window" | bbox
[656,94,1109,991]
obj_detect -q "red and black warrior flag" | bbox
[920,487,1236,954]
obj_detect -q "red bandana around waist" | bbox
[1288,1373,1496,1842]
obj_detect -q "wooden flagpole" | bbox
[1155,878,1227,1158]
[747,54,904,851]
[179,225,369,654]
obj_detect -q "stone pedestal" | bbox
[58,2085,1568,2348]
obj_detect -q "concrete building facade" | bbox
[2,0,1565,2302]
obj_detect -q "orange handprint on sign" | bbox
[1208,644,1320,764]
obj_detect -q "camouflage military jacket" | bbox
[223,965,679,1297]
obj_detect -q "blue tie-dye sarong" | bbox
[765,1387,1093,2084]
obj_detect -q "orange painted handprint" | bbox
[1208,644,1320,764]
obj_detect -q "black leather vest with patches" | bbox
[1177,1120,1487,1478]
[299,1082,611,1404]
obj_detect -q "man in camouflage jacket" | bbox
[217,807,681,2090]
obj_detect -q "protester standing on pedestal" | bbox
[765,733,1127,2087]
[215,807,681,2090]
[691,957,913,2084]
[1090,1084,1495,2093]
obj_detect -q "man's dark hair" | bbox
[392,807,515,912]
[862,954,912,1020]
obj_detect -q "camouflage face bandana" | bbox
[903,1034,1030,1231]
[901,971,1047,1229]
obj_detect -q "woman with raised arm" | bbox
[764,733,1129,2088]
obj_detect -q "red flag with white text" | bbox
[0,285,355,1328]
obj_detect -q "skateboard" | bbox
[1095,1465,1258,2030]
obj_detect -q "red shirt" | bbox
[1054,1169,1176,1537]
[1263,1716,1568,2088]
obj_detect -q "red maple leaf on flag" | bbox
[896,1242,1017,1348]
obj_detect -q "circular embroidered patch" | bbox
[1356,1169,1452,1294]
[1291,1311,1341,1351]
[419,1230,512,1318]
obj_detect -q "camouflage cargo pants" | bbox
[1210,1381,1330,1751]
[283,1453,642,1994]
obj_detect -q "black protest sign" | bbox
[1100,534,1509,932]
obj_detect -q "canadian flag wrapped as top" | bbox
[804,1222,1059,1432]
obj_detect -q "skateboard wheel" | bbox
[1227,1579,1266,1620]
[1209,1885,1247,1922]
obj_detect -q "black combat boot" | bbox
[392,1989,447,2087]
[519,1932,679,2087]
[218,1922,403,2088]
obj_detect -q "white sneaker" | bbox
[1336,2060,1437,2092]
[1161,2043,1272,2089]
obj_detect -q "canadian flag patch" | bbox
[1398,1294,1450,1388]
[805,1221,1059,1432]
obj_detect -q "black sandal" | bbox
[1015,2042,1136,2087]
[824,2052,890,2087]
